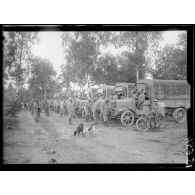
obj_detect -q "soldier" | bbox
[84,99,92,122]
[43,98,49,116]
[92,98,100,124]
[60,99,64,116]
[24,101,28,111]
[51,100,54,111]
[64,99,68,115]
[30,99,34,116]
[73,98,79,117]
[136,89,145,110]
[151,99,164,127]
[56,99,60,114]
[53,99,56,112]
[67,98,74,125]
[100,99,111,127]
[33,99,41,122]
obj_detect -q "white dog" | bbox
[83,124,97,136]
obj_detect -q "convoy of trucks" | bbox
[57,79,190,127]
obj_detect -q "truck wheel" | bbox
[136,117,149,132]
[173,108,186,123]
[121,110,135,126]
[157,114,165,128]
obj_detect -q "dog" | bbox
[84,124,97,136]
[74,123,84,136]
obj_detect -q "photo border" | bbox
[0,24,194,171]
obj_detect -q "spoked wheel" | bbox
[121,110,135,126]
[136,117,149,132]
[173,108,186,123]
[157,114,165,128]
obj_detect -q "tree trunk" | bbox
[135,32,145,81]
[86,71,90,89]
[44,85,47,99]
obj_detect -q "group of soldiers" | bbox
[22,86,149,127]
[65,97,111,127]
[22,99,43,122]
[22,96,111,127]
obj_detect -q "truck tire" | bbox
[136,116,149,132]
[173,108,186,123]
[157,113,166,128]
[121,110,135,126]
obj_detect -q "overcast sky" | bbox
[32,31,181,77]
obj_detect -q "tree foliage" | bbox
[117,31,163,80]
[3,31,39,89]
[61,31,163,87]
[28,56,57,100]
[61,32,99,88]
[152,32,187,80]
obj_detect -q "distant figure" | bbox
[23,101,27,111]
[84,99,92,122]
[33,99,41,122]
[50,100,54,111]
[56,100,60,114]
[73,98,79,116]
[43,98,49,116]
[67,98,74,125]
[100,99,111,127]
[30,99,34,116]
[151,99,161,127]
[64,99,68,115]
[92,99,100,124]
[54,99,57,113]
[60,99,64,116]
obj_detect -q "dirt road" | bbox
[3,110,188,164]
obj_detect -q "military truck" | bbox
[110,79,190,126]
[97,85,115,99]
[109,82,136,126]
[136,79,190,123]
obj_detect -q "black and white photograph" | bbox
[1,25,194,167]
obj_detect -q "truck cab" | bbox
[97,85,115,99]
[114,83,135,99]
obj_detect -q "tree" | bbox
[3,32,39,91]
[28,56,57,100]
[3,83,17,105]
[152,32,187,80]
[117,31,163,80]
[91,54,118,85]
[117,52,137,83]
[61,32,101,88]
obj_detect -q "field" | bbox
[3,109,188,164]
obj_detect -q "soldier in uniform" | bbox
[136,89,145,110]
[57,99,60,114]
[43,98,49,116]
[92,98,100,124]
[67,98,74,125]
[100,99,111,127]
[30,99,34,116]
[84,99,92,122]
[33,99,41,122]
[60,99,64,116]
[151,99,164,127]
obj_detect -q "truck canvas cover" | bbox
[137,79,190,100]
